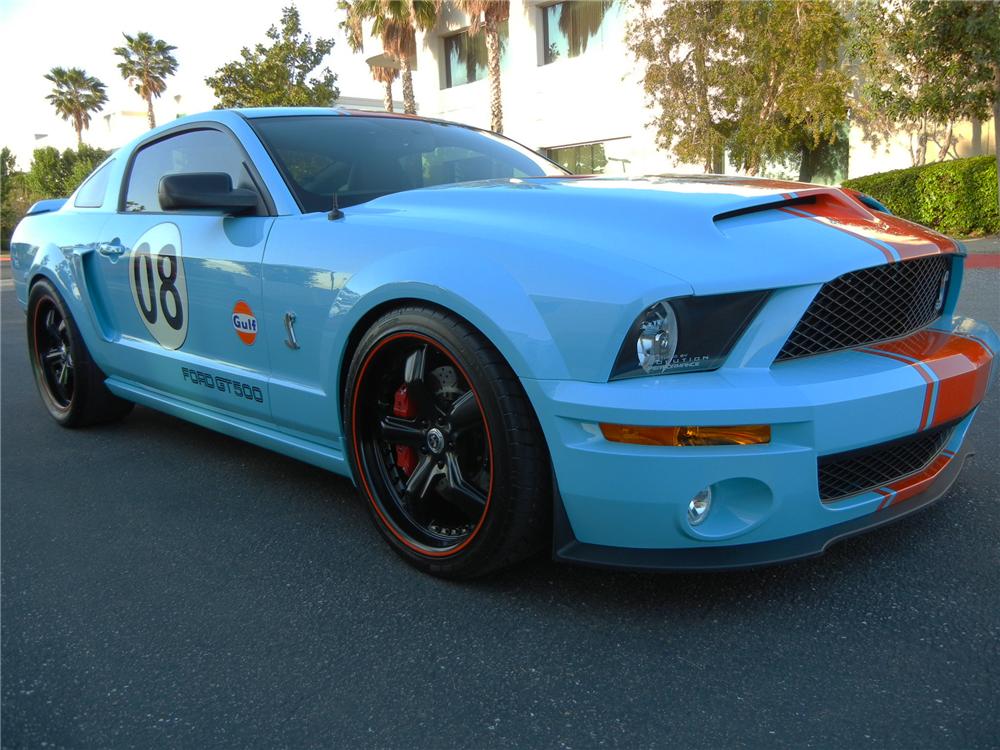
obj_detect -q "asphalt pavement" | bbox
[2,270,999,749]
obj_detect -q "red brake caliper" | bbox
[393,384,418,477]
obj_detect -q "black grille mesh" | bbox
[818,424,953,502]
[778,255,951,361]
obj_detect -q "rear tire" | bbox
[27,278,133,428]
[344,306,550,578]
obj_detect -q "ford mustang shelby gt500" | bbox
[11,108,997,577]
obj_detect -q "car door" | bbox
[86,126,275,421]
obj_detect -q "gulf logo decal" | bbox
[232,301,258,345]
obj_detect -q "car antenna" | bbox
[328,192,344,221]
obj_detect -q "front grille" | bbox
[818,424,954,502]
[777,255,951,361]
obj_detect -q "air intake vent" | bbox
[778,255,951,361]
[818,424,954,502]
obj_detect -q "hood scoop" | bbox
[713,190,875,226]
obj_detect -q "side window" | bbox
[123,129,256,213]
[74,161,113,208]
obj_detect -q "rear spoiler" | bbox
[25,198,67,217]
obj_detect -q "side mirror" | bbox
[158,172,259,215]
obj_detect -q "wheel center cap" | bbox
[426,427,446,454]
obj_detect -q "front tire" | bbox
[344,306,550,578]
[27,279,133,427]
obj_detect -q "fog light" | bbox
[688,488,712,526]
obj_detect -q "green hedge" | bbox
[842,155,999,237]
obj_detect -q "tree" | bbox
[371,64,399,111]
[726,1,849,178]
[205,6,338,108]
[2,147,23,252]
[114,32,179,129]
[25,145,110,199]
[455,1,509,133]
[0,147,14,181]
[625,1,737,172]
[67,144,112,190]
[44,67,108,147]
[852,0,999,190]
[626,0,849,178]
[1,144,110,251]
[926,1,1000,206]
[339,0,438,115]
[25,147,74,197]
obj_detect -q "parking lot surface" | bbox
[2,270,998,748]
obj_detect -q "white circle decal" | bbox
[128,222,189,350]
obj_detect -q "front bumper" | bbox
[521,316,997,570]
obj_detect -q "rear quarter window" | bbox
[74,161,113,208]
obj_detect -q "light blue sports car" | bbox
[11,107,997,577]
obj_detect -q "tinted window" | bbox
[251,115,565,212]
[74,161,112,208]
[124,129,255,213]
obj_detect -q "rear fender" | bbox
[11,212,112,370]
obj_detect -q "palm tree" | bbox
[113,32,178,129]
[371,64,399,112]
[456,1,509,133]
[340,0,438,114]
[44,67,108,147]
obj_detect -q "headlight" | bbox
[635,301,678,375]
[610,291,769,380]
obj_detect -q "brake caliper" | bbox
[393,384,417,477]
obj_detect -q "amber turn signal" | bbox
[599,423,771,446]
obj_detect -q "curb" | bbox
[965,254,1000,269]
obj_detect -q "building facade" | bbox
[410,1,683,177]
[403,0,996,182]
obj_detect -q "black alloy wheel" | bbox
[353,333,493,553]
[27,279,133,427]
[32,299,75,411]
[346,306,550,578]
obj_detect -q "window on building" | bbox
[545,138,630,175]
[444,23,510,88]
[542,1,621,65]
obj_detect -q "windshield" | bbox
[250,114,567,212]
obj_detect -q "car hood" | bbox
[347,175,954,295]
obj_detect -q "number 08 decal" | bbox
[128,222,189,350]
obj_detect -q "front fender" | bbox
[260,211,691,443]
[331,242,692,385]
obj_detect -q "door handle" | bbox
[97,239,128,258]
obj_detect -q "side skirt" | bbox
[105,376,352,479]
